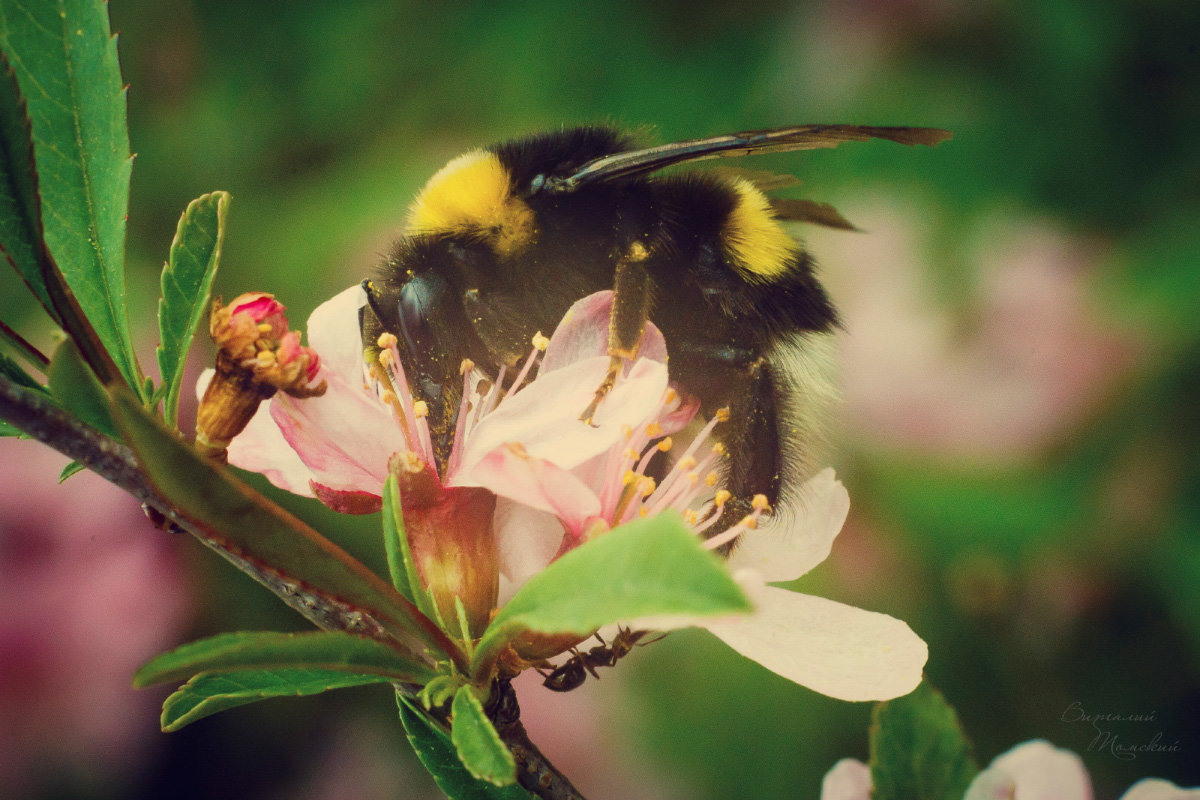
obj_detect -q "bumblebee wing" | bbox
[541,125,951,193]
[770,198,861,231]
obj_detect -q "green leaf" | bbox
[160,668,393,732]
[57,459,83,481]
[47,339,115,437]
[157,191,229,426]
[0,47,54,318]
[382,473,422,607]
[471,512,751,678]
[1,349,43,392]
[399,694,532,800]
[451,686,517,786]
[0,418,18,436]
[869,682,979,800]
[0,0,141,392]
[134,630,436,688]
[107,388,462,667]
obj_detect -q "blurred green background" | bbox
[2,0,1198,798]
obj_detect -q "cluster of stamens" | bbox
[370,329,769,547]
[596,403,771,548]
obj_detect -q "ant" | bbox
[540,628,663,692]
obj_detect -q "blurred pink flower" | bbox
[0,441,193,796]
[812,212,1139,460]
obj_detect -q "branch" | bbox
[491,679,587,800]
[0,372,391,641]
[2,373,589,799]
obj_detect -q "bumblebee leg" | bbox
[580,241,654,424]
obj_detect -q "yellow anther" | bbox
[639,476,657,496]
[686,472,699,484]
[257,322,273,334]
[413,400,429,418]
[378,349,394,367]
[639,507,648,517]
[377,332,398,349]
[621,424,633,439]
[740,515,758,530]
[622,470,637,486]
[714,489,732,507]
[531,331,549,351]
[623,448,639,461]
[715,407,731,423]
[400,451,424,473]
[255,350,276,368]
[657,437,673,452]
[751,494,770,512]
[645,422,663,438]
[664,387,679,404]
[381,390,398,406]
[711,442,728,457]
[677,456,697,471]
[460,358,475,374]
[705,471,719,487]
[683,509,698,525]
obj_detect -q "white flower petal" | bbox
[726,468,849,583]
[966,741,1092,800]
[541,291,667,373]
[460,356,668,473]
[820,759,872,800]
[493,498,567,603]
[700,583,927,701]
[197,369,316,496]
[1120,779,1200,800]
[456,444,601,534]
[305,284,369,386]
[271,372,405,493]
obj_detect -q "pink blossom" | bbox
[217,287,927,700]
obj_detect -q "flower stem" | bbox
[490,679,587,800]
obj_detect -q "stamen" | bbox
[505,343,544,401]
[657,437,673,452]
[257,322,273,334]
[413,400,429,418]
[447,366,475,477]
[377,332,398,350]
[531,331,549,351]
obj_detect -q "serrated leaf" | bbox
[398,694,532,800]
[0,47,54,318]
[471,512,750,678]
[451,686,517,786]
[157,191,229,426]
[160,668,393,732]
[0,0,141,392]
[48,339,115,437]
[57,459,83,481]
[134,630,436,688]
[107,388,461,666]
[870,682,979,800]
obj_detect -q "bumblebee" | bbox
[363,124,950,519]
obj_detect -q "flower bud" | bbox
[196,293,325,461]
